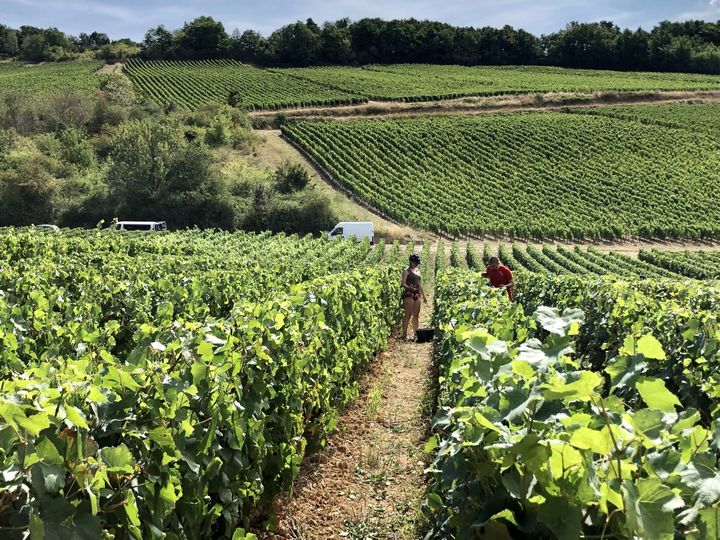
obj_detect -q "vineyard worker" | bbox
[482,256,514,300]
[401,254,427,341]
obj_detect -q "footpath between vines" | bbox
[262,289,436,539]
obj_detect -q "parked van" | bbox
[328,222,374,243]
[110,221,167,232]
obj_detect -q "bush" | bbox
[100,74,137,107]
[0,155,61,225]
[204,113,232,146]
[274,161,310,193]
[96,42,141,62]
[59,128,97,169]
[43,90,91,131]
[244,188,336,235]
[57,168,111,227]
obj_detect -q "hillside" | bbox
[282,108,720,240]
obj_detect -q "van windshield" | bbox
[331,227,344,236]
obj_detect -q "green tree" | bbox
[142,25,175,59]
[177,16,229,59]
[274,161,310,193]
[268,21,321,66]
[320,21,355,64]
[58,128,97,169]
[229,29,268,63]
[204,114,231,146]
[19,33,46,61]
[0,154,61,225]
[107,119,234,228]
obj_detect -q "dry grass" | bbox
[249,90,720,123]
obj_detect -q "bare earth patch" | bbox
[97,63,124,75]
[260,292,435,539]
[250,90,720,122]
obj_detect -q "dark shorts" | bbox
[402,291,421,301]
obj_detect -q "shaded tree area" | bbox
[0,85,337,234]
[0,23,139,62]
[5,16,720,73]
[140,16,720,74]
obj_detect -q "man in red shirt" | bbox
[481,256,514,300]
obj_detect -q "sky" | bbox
[2,0,720,41]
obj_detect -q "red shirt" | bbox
[485,265,513,287]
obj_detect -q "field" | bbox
[124,59,366,110]
[462,242,683,279]
[639,248,720,279]
[0,228,407,538]
[429,265,720,539]
[8,55,720,539]
[278,64,720,101]
[6,227,720,537]
[283,112,720,240]
[573,102,720,135]
[0,60,105,98]
[120,62,720,111]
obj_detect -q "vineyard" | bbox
[278,64,720,101]
[0,228,409,538]
[428,265,720,539]
[124,59,365,110]
[638,249,720,279]
[6,225,720,538]
[8,52,720,538]
[283,112,720,240]
[0,60,105,98]
[119,61,720,111]
[572,102,720,135]
[460,243,684,279]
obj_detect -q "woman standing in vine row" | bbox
[401,254,427,341]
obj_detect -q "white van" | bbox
[110,221,167,232]
[328,222,374,243]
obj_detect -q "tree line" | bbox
[138,17,720,74]
[0,24,139,62]
[4,16,720,73]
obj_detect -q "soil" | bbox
[260,290,436,539]
[97,63,124,75]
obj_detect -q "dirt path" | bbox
[97,63,123,74]
[250,90,720,122]
[263,291,435,539]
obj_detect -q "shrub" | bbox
[274,161,310,193]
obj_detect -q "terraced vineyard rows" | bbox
[283,113,720,240]
[463,243,683,279]
[124,59,365,110]
[0,60,105,98]
[0,229,399,538]
[278,64,720,101]
[639,249,720,279]
[573,102,720,135]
